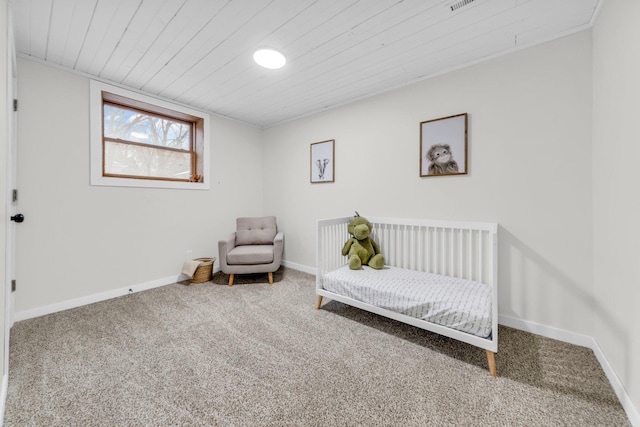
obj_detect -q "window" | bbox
[90,81,210,190]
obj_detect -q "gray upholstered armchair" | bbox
[218,216,284,287]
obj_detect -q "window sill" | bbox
[90,174,210,190]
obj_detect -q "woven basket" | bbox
[190,257,215,283]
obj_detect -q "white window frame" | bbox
[90,80,210,190]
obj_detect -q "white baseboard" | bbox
[0,373,8,426]
[498,314,595,348]
[282,260,315,275]
[13,274,183,323]
[591,340,640,427]
[499,314,639,426]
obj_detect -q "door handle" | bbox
[10,213,24,223]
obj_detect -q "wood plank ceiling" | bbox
[12,0,601,128]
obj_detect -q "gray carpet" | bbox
[4,268,630,426]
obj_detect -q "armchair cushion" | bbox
[227,245,275,265]
[235,216,277,246]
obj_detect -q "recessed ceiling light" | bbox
[253,48,286,69]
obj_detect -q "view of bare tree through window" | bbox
[102,103,193,180]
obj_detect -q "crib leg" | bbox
[316,296,323,310]
[486,350,497,377]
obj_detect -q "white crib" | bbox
[316,216,499,376]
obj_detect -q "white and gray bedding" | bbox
[321,265,492,338]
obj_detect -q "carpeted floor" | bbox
[4,268,631,426]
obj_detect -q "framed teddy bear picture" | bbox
[420,113,468,177]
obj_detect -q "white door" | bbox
[4,3,18,383]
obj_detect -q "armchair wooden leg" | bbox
[268,271,273,285]
[228,274,234,287]
[316,296,323,309]
[486,350,497,377]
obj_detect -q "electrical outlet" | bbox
[186,250,193,260]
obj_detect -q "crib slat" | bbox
[467,229,472,280]
[458,231,464,276]
[449,228,454,277]
[417,226,423,271]
[440,227,445,275]
[402,225,407,269]
[408,225,413,269]
[414,225,417,270]
[398,225,402,267]
[433,226,437,273]
[426,227,431,273]
[479,231,483,282]
[384,224,390,266]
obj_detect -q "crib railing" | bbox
[316,216,498,286]
[316,217,351,281]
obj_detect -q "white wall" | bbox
[14,58,265,314]
[592,0,640,416]
[263,31,594,336]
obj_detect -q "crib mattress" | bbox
[321,265,492,338]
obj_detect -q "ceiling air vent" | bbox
[450,0,475,11]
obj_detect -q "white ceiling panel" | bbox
[96,0,180,80]
[24,0,53,59]
[57,0,98,69]
[72,1,136,73]
[43,0,75,64]
[11,0,602,128]
[117,0,231,88]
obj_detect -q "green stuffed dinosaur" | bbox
[342,214,385,270]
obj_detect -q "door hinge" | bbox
[11,280,16,292]
[13,99,17,112]
[12,189,18,203]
